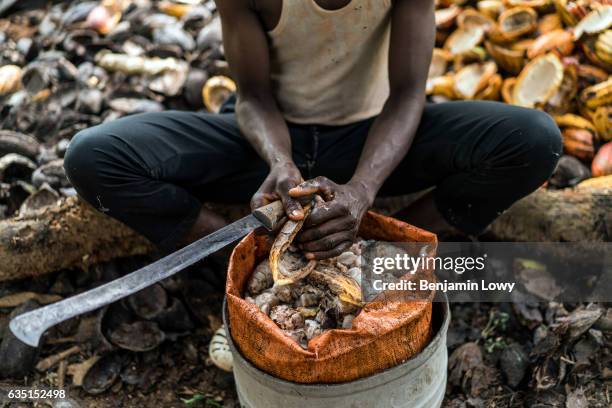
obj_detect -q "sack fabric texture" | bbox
[226,211,437,384]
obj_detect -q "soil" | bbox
[0,255,609,407]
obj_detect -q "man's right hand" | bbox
[251,162,305,221]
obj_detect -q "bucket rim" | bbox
[223,291,450,393]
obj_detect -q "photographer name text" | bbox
[372,279,515,293]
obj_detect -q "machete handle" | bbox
[252,201,286,231]
[253,194,322,231]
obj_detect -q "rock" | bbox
[253,290,279,316]
[62,1,97,25]
[108,97,164,114]
[532,326,560,357]
[341,314,354,329]
[514,259,563,301]
[304,319,322,340]
[183,68,208,109]
[572,336,599,368]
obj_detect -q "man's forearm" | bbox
[349,0,434,204]
[236,94,305,218]
[349,92,426,203]
[236,95,294,168]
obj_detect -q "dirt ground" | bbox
[0,255,610,408]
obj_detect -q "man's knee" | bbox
[518,109,563,170]
[501,108,562,176]
[63,127,105,194]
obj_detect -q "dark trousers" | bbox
[64,100,562,249]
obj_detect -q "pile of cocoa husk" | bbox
[0,0,611,228]
[432,0,612,188]
[0,0,237,221]
[244,205,364,349]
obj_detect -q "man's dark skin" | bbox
[185,0,443,259]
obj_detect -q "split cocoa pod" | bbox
[268,203,316,287]
[0,65,22,95]
[512,53,564,108]
[431,0,612,155]
[489,6,539,43]
[268,201,362,306]
[202,75,236,113]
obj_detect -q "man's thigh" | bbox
[74,110,269,203]
[379,100,539,196]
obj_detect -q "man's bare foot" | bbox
[181,205,232,263]
[180,206,230,246]
[176,206,235,290]
[394,191,463,238]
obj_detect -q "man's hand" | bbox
[250,162,305,220]
[289,177,373,260]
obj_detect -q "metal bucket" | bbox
[223,292,450,408]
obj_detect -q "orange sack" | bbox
[226,211,436,384]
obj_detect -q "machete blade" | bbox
[10,214,264,347]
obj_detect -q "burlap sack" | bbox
[226,211,436,384]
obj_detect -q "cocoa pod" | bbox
[592,142,612,177]
[562,127,595,161]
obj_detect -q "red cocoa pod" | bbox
[592,142,612,177]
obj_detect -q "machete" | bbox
[9,201,285,347]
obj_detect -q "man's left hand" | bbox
[289,176,373,260]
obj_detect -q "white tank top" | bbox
[267,0,392,125]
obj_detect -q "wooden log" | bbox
[487,186,612,242]
[0,186,609,282]
[0,196,153,282]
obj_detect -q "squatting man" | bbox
[65,1,562,263]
